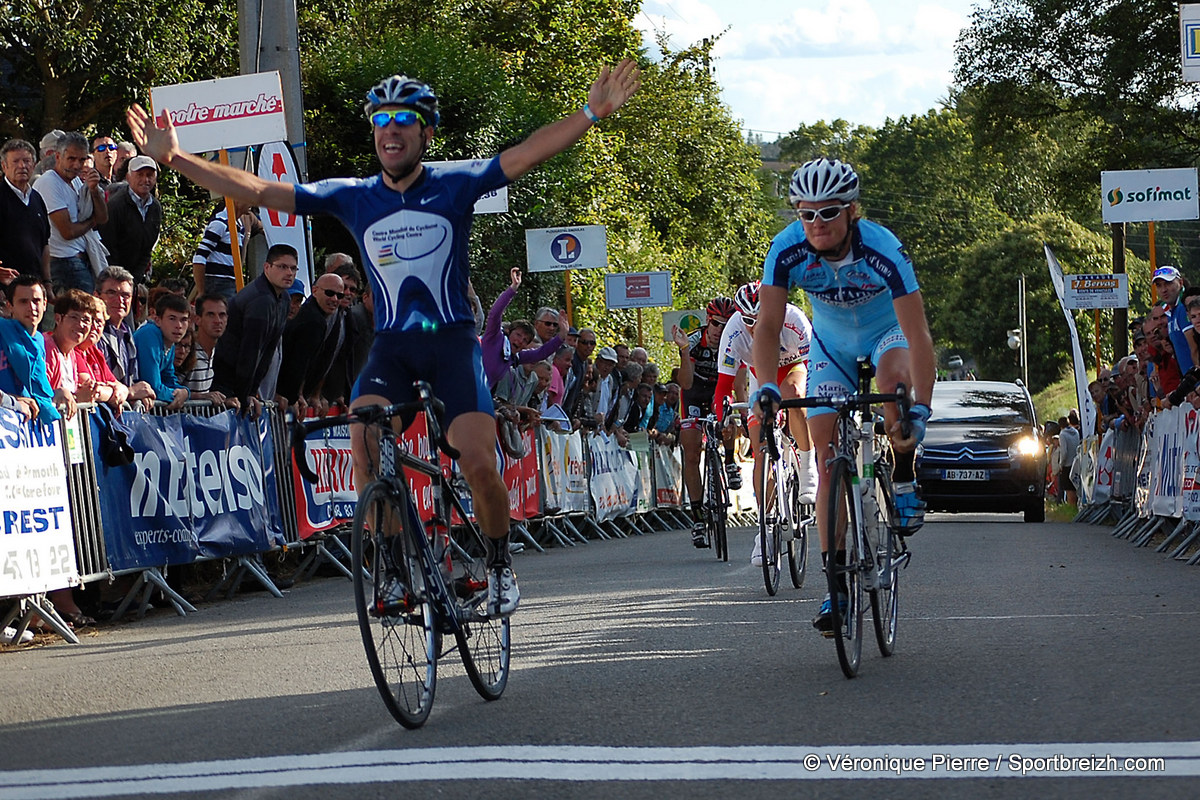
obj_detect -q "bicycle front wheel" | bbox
[451,532,512,700]
[759,453,781,595]
[707,453,728,562]
[824,458,863,678]
[352,481,438,729]
[870,473,899,656]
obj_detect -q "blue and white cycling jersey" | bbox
[762,218,919,343]
[293,157,509,332]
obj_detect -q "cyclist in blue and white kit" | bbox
[750,158,935,634]
[127,61,641,618]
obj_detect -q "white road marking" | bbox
[0,742,1196,797]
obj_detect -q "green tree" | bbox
[0,0,237,139]
[942,212,1150,390]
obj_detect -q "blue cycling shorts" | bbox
[352,324,493,425]
[806,323,908,417]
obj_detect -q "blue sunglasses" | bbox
[94,143,119,152]
[370,109,426,128]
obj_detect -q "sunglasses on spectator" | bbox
[93,143,119,152]
[538,319,559,327]
[797,204,850,223]
[370,109,426,128]
[322,289,345,299]
[101,288,133,301]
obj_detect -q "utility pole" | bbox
[238,0,307,181]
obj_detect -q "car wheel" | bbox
[1024,502,1045,523]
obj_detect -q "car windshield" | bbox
[932,387,1031,425]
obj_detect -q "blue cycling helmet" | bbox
[364,75,440,128]
[788,157,860,204]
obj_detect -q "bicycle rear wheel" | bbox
[352,481,438,729]
[870,473,899,656]
[451,529,512,700]
[759,454,781,595]
[824,458,863,678]
[787,469,809,589]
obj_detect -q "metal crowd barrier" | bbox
[4,401,730,645]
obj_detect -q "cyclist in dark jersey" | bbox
[680,296,742,546]
[128,61,640,617]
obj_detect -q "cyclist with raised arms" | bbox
[127,60,641,618]
[751,158,934,633]
[713,281,818,566]
[680,296,741,547]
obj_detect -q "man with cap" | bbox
[32,130,63,179]
[286,277,306,320]
[98,155,162,286]
[590,346,621,424]
[1152,265,1198,371]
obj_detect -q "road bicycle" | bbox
[780,360,912,678]
[683,399,734,561]
[292,381,510,728]
[734,400,812,596]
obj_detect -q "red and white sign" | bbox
[150,72,289,154]
[256,141,312,288]
[603,271,673,310]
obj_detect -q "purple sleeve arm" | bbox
[518,335,563,365]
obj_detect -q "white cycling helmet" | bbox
[733,281,761,318]
[788,158,860,204]
[363,75,440,128]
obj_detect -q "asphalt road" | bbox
[3,512,1200,799]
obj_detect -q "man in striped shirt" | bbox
[191,201,263,301]
[185,292,235,408]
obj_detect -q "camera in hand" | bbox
[1169,366,1200,406]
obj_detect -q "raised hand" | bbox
[126,103,181,166]
[510,267,522,290]
[587,59,642,119]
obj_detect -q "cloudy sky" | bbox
[636,0,989,139]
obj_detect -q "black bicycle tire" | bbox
[708,451,728,561]
[453,530,512,700]
[760,443,781,595]
[352,481,438,728]
[788,468,808,589]
[825,458,863,678]
[870,471,900,656]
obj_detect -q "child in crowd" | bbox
[133,292,190,410]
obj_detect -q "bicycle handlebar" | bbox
[779,383,913,437]
[290,381,461,485]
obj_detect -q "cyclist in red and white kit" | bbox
[713,281,818,566]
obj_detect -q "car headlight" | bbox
[1009,437,1042,458]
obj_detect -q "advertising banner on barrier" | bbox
[92,410,281,571]
[588,433,637,521]
[563,431,589,513]
[292,421,355,538]
[634,450,654,514]
[653,446,683,508]
[1184,405,1200,521]
[521,430,540,520]
[0,409,79,597]
[1150,407,1184,518]
[541,430,567,512]
[1135,420,1155,518]
[1092,430,1115,504]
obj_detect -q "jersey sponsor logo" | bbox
[721,353,738,368]
[363,209,453,328]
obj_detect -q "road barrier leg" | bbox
[1156,519,1190,553]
